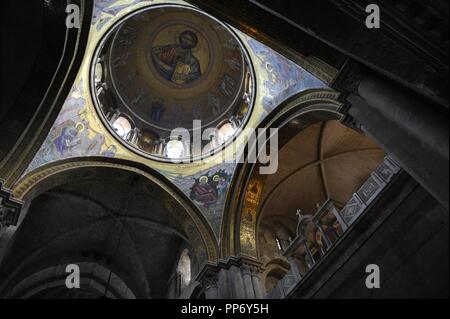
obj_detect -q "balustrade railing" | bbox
[266,155,401,299]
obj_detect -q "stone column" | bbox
[0,226,17,266]
[346,73,449,209]
[203,272,219,299]
[285,255,302,281]
[251,271,264,299]
[241,265,255,299]
[196,257,266,299]
[228,265,246,299]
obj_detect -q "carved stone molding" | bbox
[331,60,365,97]
[339,155,401,226]
[198,256,264,276]
[0,180,23,229]
[196,255,264,298]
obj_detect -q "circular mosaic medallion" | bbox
[91,5,255,162]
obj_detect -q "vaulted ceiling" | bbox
[258,120,384,230]
[0,168,200,299]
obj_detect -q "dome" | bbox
[91,5,255,162]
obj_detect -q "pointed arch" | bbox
[220,89,345,258]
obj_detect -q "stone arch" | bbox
[221,89,345,258]
[221,88,386,297]
[1,157,219,298]
[0,1,92,187]
[6,261,136,299]
[12,157,218,263]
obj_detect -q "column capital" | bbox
[196,256,265,280]
[203,273,219,289]
[196,264,219,289]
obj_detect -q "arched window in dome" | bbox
[112,116,133,139]
[218,121,237,144]
[166,139,186,160]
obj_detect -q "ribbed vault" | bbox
[257,120,385,263]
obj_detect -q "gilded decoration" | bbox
[17,0,330,241]
[240,175,264,256]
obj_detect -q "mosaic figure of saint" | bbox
[190,176,218,207]
[150,98,165,123]
[53,121,81,156]
[152,30,202,85]
[215,175,229,199]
